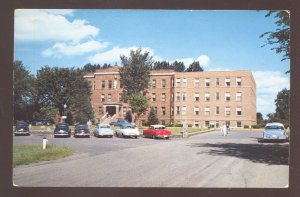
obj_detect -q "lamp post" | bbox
[62,103,67,123]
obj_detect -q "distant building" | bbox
[84,66,256,128]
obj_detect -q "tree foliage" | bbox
[274,88,290,125]
[125,110,133,123]
[119,48,153,101]
[256,112,266,128]
[266,88,290,127]
[129,93,150,126]
[152,61,172,70]
[172,61,185,72]
[260,11,290,72]
[33,106,58,121]
[82,63,112,73]
[186,61,203,72]
[147,107,159,125]
[13,61,37,121]
[36,66,94,123]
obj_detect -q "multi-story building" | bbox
[84,66,256,128]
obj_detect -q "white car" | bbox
[263,122,288,141]
[115,125,140,139]
[93,124,114,138]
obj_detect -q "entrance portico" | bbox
[103,102,124,118]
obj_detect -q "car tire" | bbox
[134,136,138,139]
[152,135,155,139]
[166,136,169,140]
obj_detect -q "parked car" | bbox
[74,124,90,138]
[14,121,30,136]
[143,125,172,139]
[263,122,288,141]
[110,119,135,127]
[32,119,54,126]
[54,123,71,138]
[93,124,114,138]
[115,124,139,139]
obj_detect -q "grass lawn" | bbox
[13,144,74,167]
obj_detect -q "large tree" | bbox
[13,61,37,121]
[36,66,94,124]
[274,88,290,125]
[260,11,290,73]
[152,61,172,70]
[119,48,153,101]
[256,112,266,128]
[266,88,290,127]
[171,61,185,72]
[186,61,204,72]
[129,93,150,126]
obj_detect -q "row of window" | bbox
[99,92,242,103]
[150,92,242,102]
[174,106,242,116]
[89,80,123,90]
[145,106,242,116]
[90,76,243,90]
[174,77,242,88]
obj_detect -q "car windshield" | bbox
[99,125,110,128]
[16,123,28,129]
[56,124,69,130]
[76,125,88,129]
[122,125,133,129]
[266,125,284,130]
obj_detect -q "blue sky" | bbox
[14,9,290,117]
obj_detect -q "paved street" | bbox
[13,129,289,188]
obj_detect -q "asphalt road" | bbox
[13,129,289,188]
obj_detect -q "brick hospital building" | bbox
[84,66,256,128]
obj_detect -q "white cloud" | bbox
[197,55,210,67]
[42,40,109,58]
[89,46,210,68]
[88,46,155,64]
[253,71,290,117]
[15,9,99,42]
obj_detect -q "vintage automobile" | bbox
[143,125,172,139]
[14,121,30,136]
[74,124,90,138]
[54,123,71,138]
[263,122,288,141]
[115,124,140,139]
[110,119,135,127]
[93,123,114,138]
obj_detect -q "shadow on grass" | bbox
[187,142,289,165]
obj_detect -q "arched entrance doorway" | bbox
[106,106,116,117]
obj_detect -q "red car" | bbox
[143,125,172,139]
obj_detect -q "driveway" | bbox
[13,129,289,187]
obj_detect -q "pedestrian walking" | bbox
[221,124,228,136]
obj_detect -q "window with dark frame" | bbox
[101,80,105,89]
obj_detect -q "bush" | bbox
[188,124,193,127]
[165,122,174,127]
[175,123,183,127]
[142,121,149,126]
[244,125,249,128]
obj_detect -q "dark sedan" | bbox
[54,123,71,138]
[74,124,90,138]
[14,121,30,136]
